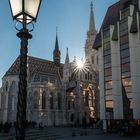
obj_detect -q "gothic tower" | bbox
[85,0,98,70]
[53,31,61,65]
[63,48,70,82]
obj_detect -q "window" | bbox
[85,74,87,80]
[91,56,94,64]
[42,92,46,109]
[104,63,111,68]
[103,42,110,51]
[5,81,8,92]
[104,68,112,76]
[121,63,130,73]
[34,91,39,109]
[103,28,110,43]
[105,89,112,95]
[120,19,128,36]
[121,71,130,78]
[85,93,89,106]
[106,100,113,108]
[104,49,111,56]
[12,96,15,110]
[58,93,61,110]
[120,35,129,45]
[105,81,112,89]
[10,81,16,93]
[121,57,130,64]
[121,48,130,58]
[104,55,111,64]
[50,92,53,109]
[68,100,70,110]
[121,7,130,19]
[106,95,113,101]
[72,100,75,109]
[90,74,92,81]
[105,75,112,81]
[120,43,129,50]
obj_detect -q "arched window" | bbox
[50,92,53,109]
[10,81,16,93]
[68,100,71,110]
[90,74,92,81]
[12,96,15,110]
[92,56,94,64]
[58,93,61,110]
[85,92,89,106]
[5,81,8,92]
[42,92,46,109]
[34,91,39,109]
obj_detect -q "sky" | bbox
[0,0,118,87]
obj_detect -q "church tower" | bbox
[85,0,98,70]
[63,48,71,82]
[65,48,70,64]
[53,30,61,65]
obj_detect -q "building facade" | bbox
[64,1,99,126]
[93,0,140,126]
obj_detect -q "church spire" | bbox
[53,27,61,65]
[65,48,69,64]
[88,0,96,35]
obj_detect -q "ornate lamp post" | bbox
[9,0,42,139]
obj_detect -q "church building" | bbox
[0,33,66,126]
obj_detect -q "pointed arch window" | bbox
[5,81,9,92]
[58,92,61,110]
[34,91,39,109]
[91,56,94,64]
[90,74,92,81]
[85,92,89,106]
[12,96,15,110]
[68,100,71,110]
[42,92,46,109]
[50,92,53,109]
[10,81,16,93]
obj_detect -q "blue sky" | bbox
[0,0,118,86]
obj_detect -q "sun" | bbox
[72,59,89,74]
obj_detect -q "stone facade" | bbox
[63,1,99,126]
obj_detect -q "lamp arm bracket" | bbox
[14,21,35,32]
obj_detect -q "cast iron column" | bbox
[16,28,32,140]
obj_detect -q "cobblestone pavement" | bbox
[0,127,140,140]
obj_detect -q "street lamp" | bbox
[9,0,42,139]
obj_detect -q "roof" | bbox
[93,0,139,49]
[5,56,64,78]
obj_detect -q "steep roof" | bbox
[93,0,139,49]
[5,56,64,78]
